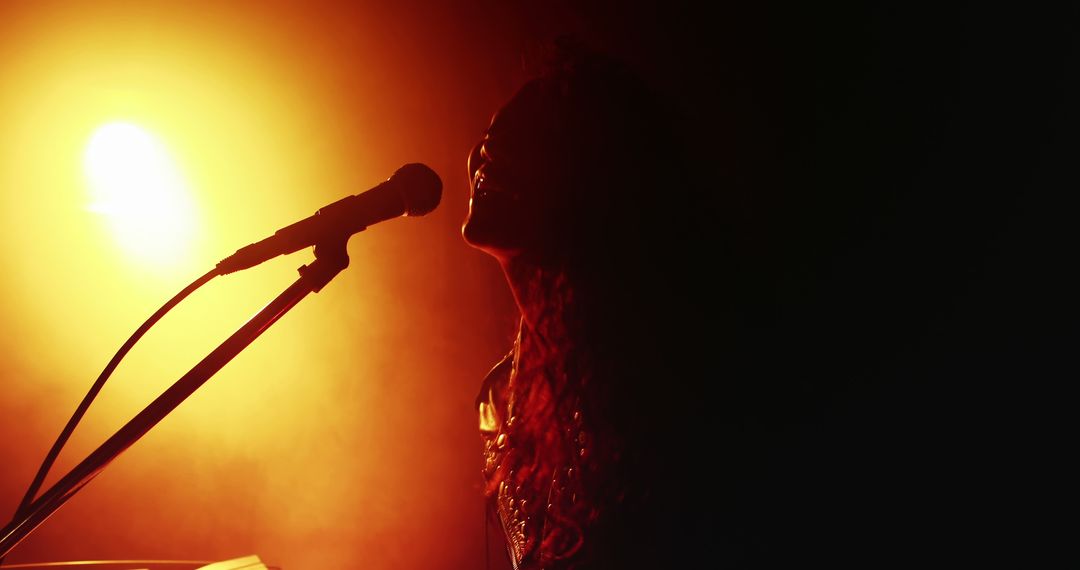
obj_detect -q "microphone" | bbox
[215,163,442,275]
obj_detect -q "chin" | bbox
[462,218,519,260]
[461,219,499,250]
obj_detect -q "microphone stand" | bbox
[0,236,352,560]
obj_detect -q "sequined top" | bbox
[477,324,589,570]
[477,327,530,568]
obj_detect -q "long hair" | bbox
[487,38,718,568]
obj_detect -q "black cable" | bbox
[1,247,344,561]
[8,268,220,523]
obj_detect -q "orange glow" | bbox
[0,2,515,568]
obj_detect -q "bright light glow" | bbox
[84,121,195,264]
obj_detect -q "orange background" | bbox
[0,1,591,567]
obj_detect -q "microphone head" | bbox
[391,163,442,216]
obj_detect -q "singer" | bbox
[462,39,719,569]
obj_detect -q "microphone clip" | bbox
[298,235,351,293]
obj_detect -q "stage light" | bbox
[84,121,196,265]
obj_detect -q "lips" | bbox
[472,169,502,200]
[472,160,524,206]
[475,185,501,200]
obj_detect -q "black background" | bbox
[546,2,1076,566]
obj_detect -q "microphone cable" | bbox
[6,268,221,527]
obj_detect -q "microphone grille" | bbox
[392,163,442,216]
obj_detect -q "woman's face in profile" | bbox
[462,82,569,259]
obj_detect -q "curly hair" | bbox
[480,37,710,569]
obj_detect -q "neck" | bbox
[498,251,567,336]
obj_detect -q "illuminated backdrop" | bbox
[0,1,551,567]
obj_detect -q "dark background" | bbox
[549,2,1077,566]
[624,3,1077,566]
